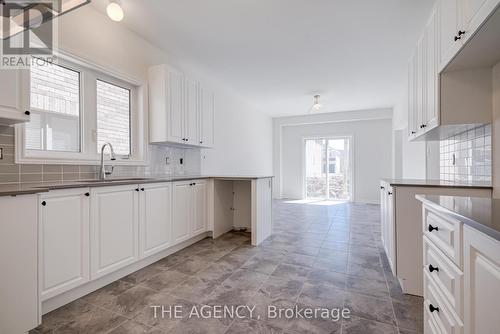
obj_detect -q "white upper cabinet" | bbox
[148,64,215,148]
[461,0,500,42]
[0,69,30,125]
[39,189,90,300]
[139,183,172,258]
[425,8,440,130]
[439,0,463,71]
[439,0,500,71]
[408,5,440,140]
[199,86,215,148]
[90,185,139,279]
[185,78,199,145]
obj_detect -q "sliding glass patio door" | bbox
[304,137,352,200]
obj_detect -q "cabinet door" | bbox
[416,35,426,133]
[172,181,192,244]
[408,53,418,138]
[0,69,29,124]
[185,78,199,145]
[90,185,139,279]
[0,195,38,334]
[461,0,500,42]
[439,0,462,71]
[425,7,440,130]
[463,226,500,334]
[140,183,172,258]
[199,86,215,148]
[192,181,207,235]
[39,189,90,300]
[167,68,185,144]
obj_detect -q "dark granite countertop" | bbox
[0,175,274,197]
[381,178,492,189]
[416,195,500,241]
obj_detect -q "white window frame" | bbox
[15,52,147,165]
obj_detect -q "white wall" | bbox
[55,5,273,176]
[274,109,393,203]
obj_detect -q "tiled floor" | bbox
[32,200,423,334]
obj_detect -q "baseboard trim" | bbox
[42,232,210,315]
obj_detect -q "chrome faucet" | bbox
[99,142,116,180]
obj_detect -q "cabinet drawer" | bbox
[424,236,463,318]
[423,207,462,267]
[424,271,463,334]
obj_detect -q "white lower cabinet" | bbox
[380,181,396,275]
[173,180,208,244]
[39,189,90,300]
[192,181,208,235]
[90,185,139,279]
[139,183,172,258]
[463,225,500,334]
[0,195,39,334]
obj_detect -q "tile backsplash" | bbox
[0,125,201,185]
[440,124,492,183]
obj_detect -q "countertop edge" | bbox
[416,195,500,242]
[0,175,274,197]
[382,179,492,189]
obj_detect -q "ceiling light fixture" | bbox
[310,94,323,112]
[106,1,124,22]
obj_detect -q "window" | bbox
[27,61,81,152]
[97,80,131,156]
[19,56,144,164]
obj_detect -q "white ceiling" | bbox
[91,0,434,117]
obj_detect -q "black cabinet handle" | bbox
[141,188,145,191]
[429,304,439,313]
[411,131,416,134]
[428,264,439,273]
[25,110,30,115]
[135,188,140,192]
[199,141,203,144]
[41,201,46,206]
[193,183,196,186]
[380,186,385,190]
[454,35,461,41]
[428,224,439,232]
[458,30,466,36]
[84,192,90,197]
[388,192,393,195]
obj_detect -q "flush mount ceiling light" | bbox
[310,94,323,112]
[106,1,124,22]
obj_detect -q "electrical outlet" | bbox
[165,157,170,165]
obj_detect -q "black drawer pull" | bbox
[380,186,385,190]
[141,188,145,191]
[388,192,393,195]
[429,304,439,313]
[25,110,31,115]
[41,201,46,206]
[428,264,439,273]
[84,192,90,197]
[428,224,439,232]
[135,188,140,192]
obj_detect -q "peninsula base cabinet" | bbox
[0,195,39,334]
[39,189,90,300]
[463,225,500,334]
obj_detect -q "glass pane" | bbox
[327,139,350,200]
[96,80,131,156]
[27,61,81,152]
[305,139,327,198]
